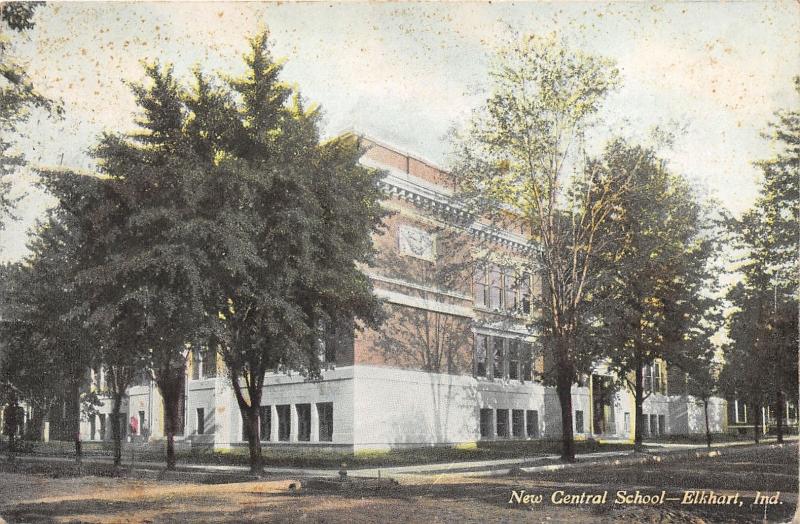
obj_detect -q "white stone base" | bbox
[75,365,728,449]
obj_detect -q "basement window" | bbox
[277,405,291,442]
[496,409,509,438]
[318,403,333,442]
[297,404,311,442]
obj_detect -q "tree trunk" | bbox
[111,392,123,467]
[71,380,82,464]
[156,369,185,471]
[753,400,761,443]
[230,372,265,474]
[161,385,179,470]
[703,398,711,449]
[633,355,644,452]
[556,363,576,463]
[246,405,263,474]
[775,389,784,444]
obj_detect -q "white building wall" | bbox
[82,396,128,441]
[219,367,356,448]
[669,396,727,434]
[79,366,734,449]
[126,384,163,440]
[541,386,591,439]
[642,393,671,435]
[349,365,593,450]
[186,378,217,446]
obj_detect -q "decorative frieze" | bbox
[361,157,536,254]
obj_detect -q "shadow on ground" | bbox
[0,443,796,523]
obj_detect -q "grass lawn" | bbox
[8,432,787,469]
[1,438,637,469]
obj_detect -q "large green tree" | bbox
[42,31,386,473]
[182,33,386,473]
[0,210,98,462]
[36,166,148,467]
[74,64,213,470]
[452,33,624,462]
[590,140,722,451]
[723,77,799,443]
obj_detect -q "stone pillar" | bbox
[311,403,320,443]
[290,404,298,442]
[270,406,279,442]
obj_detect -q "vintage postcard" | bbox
[0,2,797,523]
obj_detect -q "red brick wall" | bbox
[349,136,540,377]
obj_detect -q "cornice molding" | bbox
[360,157,536,254]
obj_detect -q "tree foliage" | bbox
[0,1,59,229]
[452,33,623,461]
[590,140,722,450]
[722,77,799,441]
[34,30,385,472]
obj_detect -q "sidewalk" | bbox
[5,436,796,480]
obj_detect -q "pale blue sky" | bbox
[2,1,798,262]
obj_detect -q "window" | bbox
[297,404,311,442]
[277,405,291,442]
[318,320,353,366]
[653,364,662,394]
[642,365,652,393]
[479,409,493,439]
[192,347,217,380]
[575,410,584,433]
[508,340,520,380]
[476,335,536,381]
[489,265,503,309]
[496,409,509,437]
[650,414,658,436]
[138,410,146,436]
[493,338,504,379]
[196,408,205,435]
[642,363,664,394]
[520,273,532,314]
[318,403,333,442]
[733,399,747,424]
[512,410,524,437]
[474,264,534,315]
[658,414,665,436]
[504,268,517,310]
[526,410,539,437]
[90,415,96,441]
[99,414,106,441]
[624,412,630,433]
[475,334,489,378]
[473,265,488,307]
[259,406,271,441]
[522,344,533,381]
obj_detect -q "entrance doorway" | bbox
[592,375,616,435]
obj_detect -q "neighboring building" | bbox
[725,396,799,436]
[74,135,729,451]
